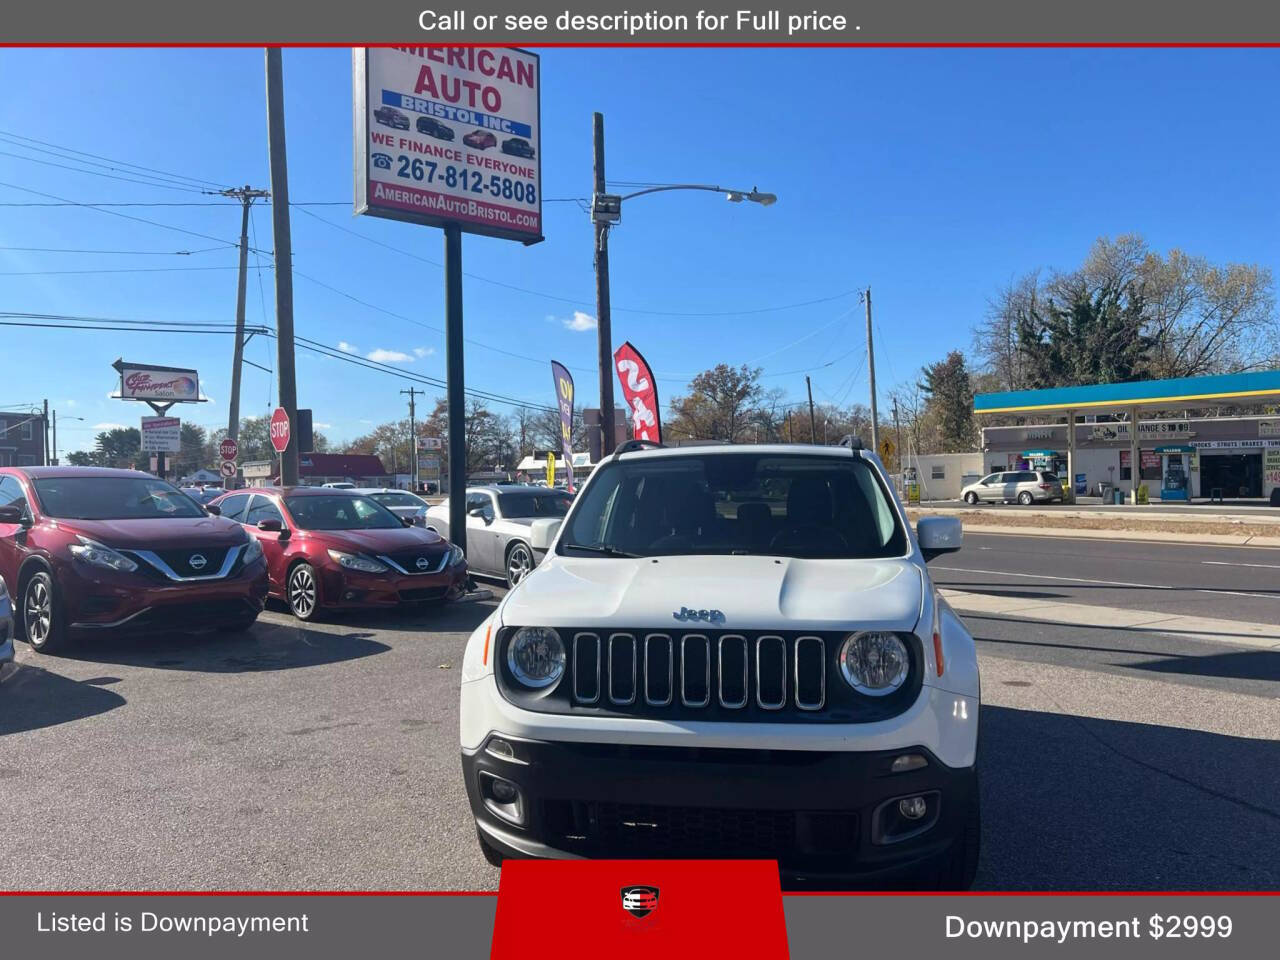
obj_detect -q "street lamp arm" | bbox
[617,183,777,206]
[617,183,727,202]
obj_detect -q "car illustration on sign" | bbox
[459,440,980,889]
[501,136,535,158]
[620,886,659,918]
[464,129,498,150]
[371,152,393,170]
[373,106,410,131]
[416,116,456,141]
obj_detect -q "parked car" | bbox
[500,136,535,159]
[373,106,410,130]
[210,487,467,621]
[458,441,979,888]
[961,470,1063,505]
[424,485,570,587]
[0,574,13,668]
[321,482,356,489]
[416,116,456,140]
[464,129,497,150]
[351,488,430,525]
[0,467,269,653]
[181,485,224,505]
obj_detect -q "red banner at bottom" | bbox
[491,860,789,959]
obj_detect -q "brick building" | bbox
[0,411,46,467]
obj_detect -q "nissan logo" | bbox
[189,554,207,571]
[415,556,430,571]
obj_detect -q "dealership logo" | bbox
[416,556,431,571]
[620,885,659,919]
[673,606,725,624]
[188,554,207,571]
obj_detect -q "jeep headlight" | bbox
[506,626,565,689]
[69,536,138,573]
[838,631,909,696]
[326,549,388,574]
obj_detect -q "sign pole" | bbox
[445,223,467,556]
[266,48,299,487]
[592,112,616,457]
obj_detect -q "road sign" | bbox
[219,437,239,461]
[879,437,896,461]
[219,459,237,478]
[269,407,291,454]
[417,436,442,451]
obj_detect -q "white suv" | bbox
[459,441,981,889]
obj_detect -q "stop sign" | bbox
[219,437,238,461]
[269,407,291,454]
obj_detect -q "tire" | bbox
[963,492,978,505]
[505,542,534,588]
[936,783,981,890]
[286,563,322,621]
[476,827,504,868]
[21,569,67,654]
[1017,491,1033,505]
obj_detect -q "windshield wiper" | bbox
[562,543,640,558]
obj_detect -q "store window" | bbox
[931,464,946,480]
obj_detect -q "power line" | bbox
[0,147,209,194]
[0,128,232,191]
[0,245,227,256]
[0,265,239,276]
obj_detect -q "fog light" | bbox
[890,753,927,774]
[898,796,928,820]
[490,778,519,804]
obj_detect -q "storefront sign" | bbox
[1191,439,1278,450]
[140,416,181,453]
[119,363,200,402]
[1260,420,1280,438]
[1090,420,1191,442]
[1022,428,1054,441]
[1264,448,1280,488]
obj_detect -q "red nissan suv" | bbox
[0,467,269,653]
[210,486,468,621]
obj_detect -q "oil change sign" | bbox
[353,46,542,244]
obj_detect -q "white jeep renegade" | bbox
[459,440,980,888]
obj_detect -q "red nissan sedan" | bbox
[0,467,269,653]
[210,487,468,621]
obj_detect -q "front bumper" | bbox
[462,734,976,885]
[59,556,269,634]
[316,560,469,609]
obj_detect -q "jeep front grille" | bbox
[572,631,826,713]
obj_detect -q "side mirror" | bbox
[257,518,283,533]
[401,516,414,527]
[205,504,222,516]
[467,505,486,517]
[917,516,962,562]
[0,504,23,524]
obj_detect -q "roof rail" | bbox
[610,438,665,461]
[838,434,864,450]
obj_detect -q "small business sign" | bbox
[140,416,181,453]
[417,436,443,451]
[1264,447,1280,487]
[1260,420,1280,438]
[353,46,542,244]
[119,363,200,403]
[1091,420,1191,441]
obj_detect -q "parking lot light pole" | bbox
[591,113,776,455]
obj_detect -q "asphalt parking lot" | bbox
[2,553,1277,891]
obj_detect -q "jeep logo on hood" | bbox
[672,606,725,624]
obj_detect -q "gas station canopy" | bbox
[974,369,1280,417]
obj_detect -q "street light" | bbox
[590,121,779,458]
[53,411,85,465]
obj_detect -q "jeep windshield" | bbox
[558,452,907,559]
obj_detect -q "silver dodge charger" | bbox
[423,485,571,587]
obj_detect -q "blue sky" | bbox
[1,47,1276,453]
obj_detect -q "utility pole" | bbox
[52,409,57,466]
[592,112,616,457]
[786,410,793,443]
[265,49,299,486]
[401,386,423,491]
[42,399,49,466]
[444,223,467,552]
[864,287,880,453]
[221,184,270,488]
[893,395,904,484]
[805,375,816,443]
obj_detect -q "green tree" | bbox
[667,364,763,442]
[1017,283,1150,388]
[919,351,977,451]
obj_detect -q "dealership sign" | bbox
[353,46,542,244]
[118,363,199,402]
[140,416,181,453]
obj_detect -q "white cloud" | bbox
[314,422,333,429]
[337,341,360,354]
[359,419,374,424]
[367,348,414,363]
[413,346,435,358]
[92,422,128,430]
[562,311,597,332]
[63,399,77,408]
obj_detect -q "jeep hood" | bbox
[501,554,924,633]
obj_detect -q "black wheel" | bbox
[21,569,67,653]
[476,827,504,868]
[286,563,321,621]
[505,542,534,588]
[1018,491,1033,505]
[935,783,981,890]
[963,492,978,505]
